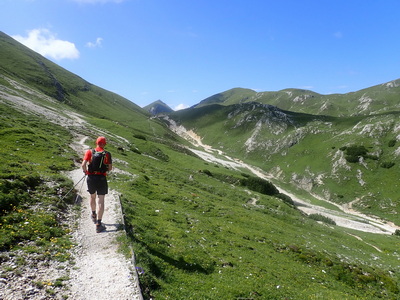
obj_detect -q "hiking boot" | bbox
[91,213,97,224]
[96,223,106,233]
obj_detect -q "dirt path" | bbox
[0,79,143,299]
[66,139,143,300]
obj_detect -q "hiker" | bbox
[81,136,113,233]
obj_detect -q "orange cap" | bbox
[96,136,107,145]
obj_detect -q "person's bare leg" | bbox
[90,193,97,213]
[97,195,105,221]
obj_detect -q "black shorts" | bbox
[87,175,108,195]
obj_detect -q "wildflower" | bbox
[136,267,145,275]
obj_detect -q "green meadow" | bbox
[1,30,400,299]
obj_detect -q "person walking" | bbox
[81,136,113,233]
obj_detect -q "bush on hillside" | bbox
[201,169,213,177]
[275,193,295,206]
[309,213,336,225]
[341,145,377,163]
[240,176,279,196]
[133,133,147,140]
[140,144,169,162]
[388,139,396,147]
[381,161,395,169]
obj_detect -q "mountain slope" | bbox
[143,99,174,115]
[195,87,257,107]
[167,102,400,224]
[2,30,400,300]
[195,82,400,117]
[0,31,148,123]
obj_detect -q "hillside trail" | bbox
[1,82,143,299]
[167,120,400,235]
[66,135,143,300]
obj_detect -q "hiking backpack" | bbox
[88,149,108,173]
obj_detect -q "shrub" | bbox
[345,145,367,156]
[381,161,395,169]
[275,193,294,206]
[240,176,279,196]
[149,147,169,162]
[309,213,336,225]
[201,169,213,177]
[388,139,396,147]
[342,145,377,163]
[133,134,147,140]
[345,155,360,163]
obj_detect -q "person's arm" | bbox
[81,150,91,174]
[106,152,112,172]
[82,159,89,174]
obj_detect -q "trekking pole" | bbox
[59,174,87,202]
[75,174,86,204]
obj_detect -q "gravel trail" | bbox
[0,79,143,299]
[66,142,143,300]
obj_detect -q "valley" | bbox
[2,30,400,299]
[166,117,400,235]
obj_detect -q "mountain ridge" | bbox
[143,99,174,115]
[165,99,400,225]
[2,30,400,299]
[192,81,400,117]
[0,31,149,123]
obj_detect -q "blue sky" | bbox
[2,0,400,110]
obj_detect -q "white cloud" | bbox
[12,29,80,61]
[86,37,103,48]
[175,103,189,111]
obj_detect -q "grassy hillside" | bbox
[195,88,257,107]
[2,31,400,299]
[112,139,400,299]
[169,103,400,226]
[196,81,400,117]
[0,31,148,124]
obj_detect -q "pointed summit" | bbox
[143,100,174,115]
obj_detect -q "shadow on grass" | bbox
[147,246,214,275]
[126,225,214,275]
